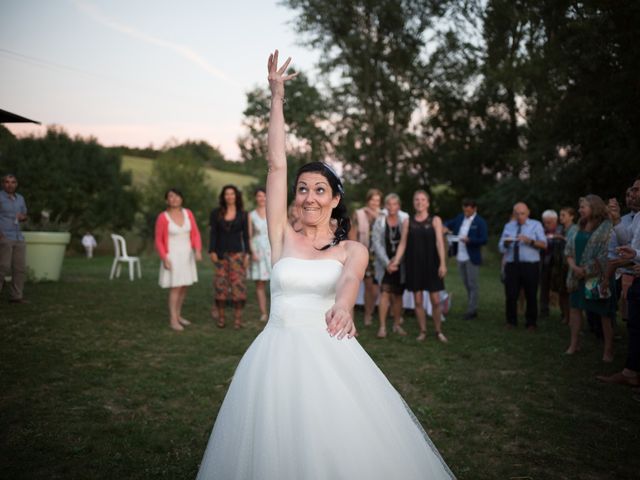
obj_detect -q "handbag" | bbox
[584,277,612,300]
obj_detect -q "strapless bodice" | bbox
[267,257,343,328]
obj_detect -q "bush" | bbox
[0,126,138,238]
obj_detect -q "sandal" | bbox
[392,325,407,336]
[416,330,427,342]
[436,332,448,343]
[234,320,244,330]
[376,328,387,339]
[216,319,226,328]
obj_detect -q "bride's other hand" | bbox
[267,49,298,99]
[325,304,357,340]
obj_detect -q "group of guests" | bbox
[154,182,491,345]
[154,185,270,332]
[350,189,489,343]
[497,177,640,395]
[6,167,640,397]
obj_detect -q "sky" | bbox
[0,0,320,160]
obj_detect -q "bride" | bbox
[196,50,455,480]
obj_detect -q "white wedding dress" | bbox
[196,257,455,480]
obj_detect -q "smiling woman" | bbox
[292,161,350,250]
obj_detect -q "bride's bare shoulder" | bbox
[342,240,368,260]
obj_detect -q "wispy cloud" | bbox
[73,0,237,87]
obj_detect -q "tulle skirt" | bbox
[196,321,455,479]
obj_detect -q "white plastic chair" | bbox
[109,234,142,281]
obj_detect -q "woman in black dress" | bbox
[405,190,448,342]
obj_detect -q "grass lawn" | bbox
[121,155,258,191]
[1,255,638,479]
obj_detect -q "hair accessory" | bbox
[322,163,345,196]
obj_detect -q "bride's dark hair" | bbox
[293,162,350,250]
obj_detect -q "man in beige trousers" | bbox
[0,174,28,303]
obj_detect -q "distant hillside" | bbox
[121,155,258,192]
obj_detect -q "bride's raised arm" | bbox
[266,50,298,264]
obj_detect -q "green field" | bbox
[121,155,258,191]
[1,256,639,479]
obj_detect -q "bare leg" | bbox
[234,302,244,329]
[566,308,582,354]
[377,291,390,338]
[216,300,226,327]
[255,280,268,320]
[414,292,427,341]
[168,287,183,331]
[559,292,569,324]
[430,291,447,342]
[391,293,406,335]
[364,277,378,326]
[177,286,190,325]
[601,316,614,362]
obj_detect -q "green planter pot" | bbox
[23,231,71,281]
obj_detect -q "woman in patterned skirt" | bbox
[209,185,251,329]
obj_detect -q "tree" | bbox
[280,1,640,226]
[139,149,214,246]
[0,127,138,236]
[472,0,640,222]
[285,0,444,198]
[238,70,331,193]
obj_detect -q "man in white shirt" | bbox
[444,199,488,320]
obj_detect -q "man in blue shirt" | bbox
[443,198,488,320]
[499,202,547,330]
[0,174,28,303]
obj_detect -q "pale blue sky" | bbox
[0,0,319,159]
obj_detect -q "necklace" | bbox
[388,220,400,254]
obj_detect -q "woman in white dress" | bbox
[155,189,202,332]
[248,187,271,322]
[195,51,455,479]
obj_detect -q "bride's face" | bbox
[294,172,339,227]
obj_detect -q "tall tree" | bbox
[284,0,446,196]
[238,70,330,190]
[476,0,640,221]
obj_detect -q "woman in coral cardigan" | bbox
[155,188,202,331]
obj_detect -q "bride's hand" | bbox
[267,49,298,99]
[325,304,357,340]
